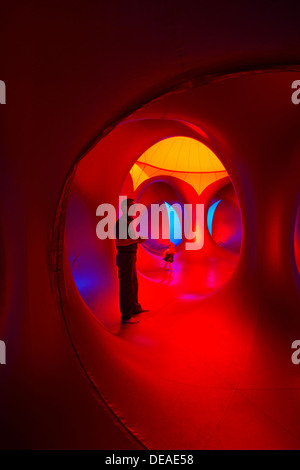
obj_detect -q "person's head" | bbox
[121,197,135,215]
[169,242,175,252]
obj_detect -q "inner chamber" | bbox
[65,128,242,331]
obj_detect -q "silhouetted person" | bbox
[115,198,147,324]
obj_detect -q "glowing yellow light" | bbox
[130,136,228,195]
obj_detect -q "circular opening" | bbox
[120,136,242,292]
[207,183,242,254]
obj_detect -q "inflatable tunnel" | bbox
[1,1,300,450]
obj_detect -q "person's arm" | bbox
[115,218,147,246]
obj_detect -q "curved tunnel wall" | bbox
[65,121,242,330]
[208,183,242,253]
[2,2,300,450]
[59,72,300,449]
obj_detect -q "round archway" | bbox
[55,71,290,451]
[64,130,243,332]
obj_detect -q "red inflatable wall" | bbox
[1,1,300,450]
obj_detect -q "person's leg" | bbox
[131,252,142,313]
[117,252,135,320]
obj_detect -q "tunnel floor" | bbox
[63,242,300,449]
[80,249,239,333]
[67,259,300,449]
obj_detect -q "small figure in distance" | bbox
[163,243,176,271]
[115,198,148,324]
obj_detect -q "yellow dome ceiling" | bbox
[138,136,225,172]
[130,136,227,195]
